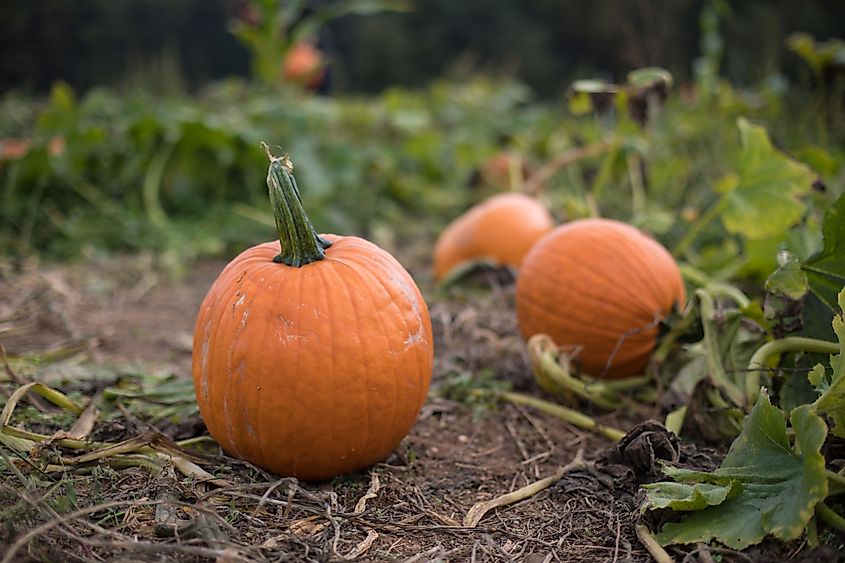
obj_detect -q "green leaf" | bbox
[765,254,808,300]
[643,479,740,511]
[719,118,816,240]
[803,194,845,314]
[626,67,673,89]
[808,363,828,392]
[645,394,828,549]
[36,81,78,132]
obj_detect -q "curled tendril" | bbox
[260,141,294,172]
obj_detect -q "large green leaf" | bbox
[718,118,815,240]
[643,394,828,549]
[803,194,845,313]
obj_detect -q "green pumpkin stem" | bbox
[262,142,332,267]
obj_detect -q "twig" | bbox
[252,477,295,519]
[612,514,621,563]
[0,344,51,412]
[2,499,158,563]
[463,450,587,527]
[499,391,626,442]
[634,523,674,563]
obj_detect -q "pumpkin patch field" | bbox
[3,32,845,563]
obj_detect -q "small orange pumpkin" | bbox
[515,218,684,379]
[193,145,433,481]
[480,151,529,190]
[433,193,554,281]
[282,42,325,88]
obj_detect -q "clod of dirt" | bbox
[603,420,680,484]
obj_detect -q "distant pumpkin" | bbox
[0,136,64,160]
[480,151,529,190]
[433,192,554,281]
[516,218,685,378]
[282,42,325,89]
[193,145,433,481]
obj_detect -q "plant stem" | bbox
[673,196,726,258]
[523,141,611,196]
[826,469,845,492]
[143,142,176,231]
[262,142,331,267]
[816,502,845,533]
[528,335,621,409]
[501,391,626,442]
[807,516,819,548]
[652,303,697,364]
[635,523,675,563]
[627,152,646,221]
[706,282,750,309]
[746,337,839,404]
[589,144,618,210]
[463,451,587,527]
[678,262,712,288]
[696,289,746,407]
[664,406,687,436]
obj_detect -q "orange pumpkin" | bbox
[480,151,529,190]
[193,145,433,481]
[282,42,325,88]
[515,218,685,379]
[433,193,554,281]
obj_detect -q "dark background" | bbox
[1,0,844,97]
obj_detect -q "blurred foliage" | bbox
[1,58,843,283]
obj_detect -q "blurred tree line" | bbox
[1,0,843,97]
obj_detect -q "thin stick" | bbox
[2,499,157,563]
[0,344,51,412]
[500,391,626,442]
[463,450,586,527]
[635,523,674,563]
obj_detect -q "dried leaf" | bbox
[353,472,380,515]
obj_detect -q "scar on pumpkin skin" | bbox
[403,327,424,351]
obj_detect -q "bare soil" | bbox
[0,257,836,562]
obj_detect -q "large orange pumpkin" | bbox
[515,218,685,379]
[192,146,433,481]
[433,192,554,281]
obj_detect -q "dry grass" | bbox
[0,258,836,562]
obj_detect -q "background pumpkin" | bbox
[515,218,685,379]
[192,147,433,482]
[282,41,325,88]
[433,192,554,281]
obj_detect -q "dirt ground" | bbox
[0,255,836,562]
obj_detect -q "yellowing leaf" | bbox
[644,394,828,549]
[719,118,816,240]
[642,479,740,511]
